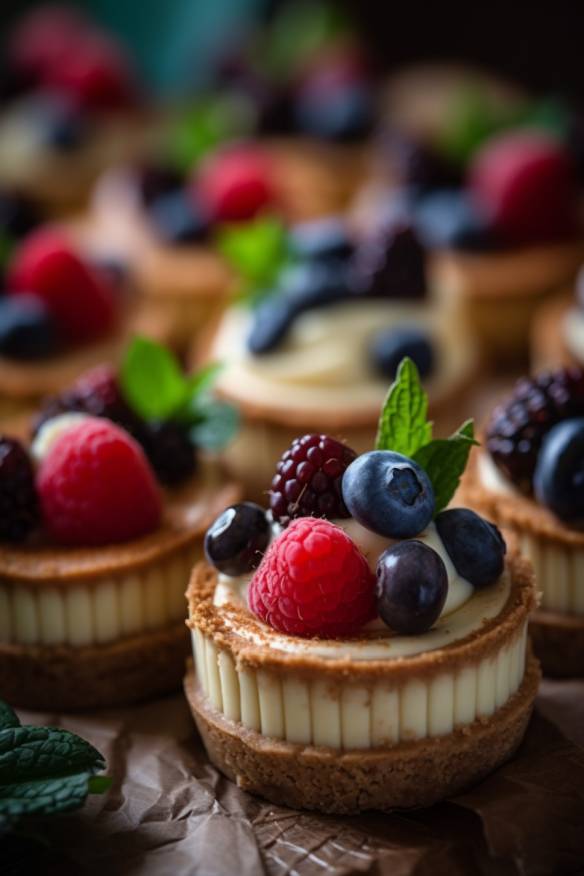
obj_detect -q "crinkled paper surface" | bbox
[4,679,584,876]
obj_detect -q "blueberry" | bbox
[382,132,463,194]
[435,508,506,588]
[294,82,374,142]
[414,189,498,251]
[148,190,210,245]
[289,217,354,262]
[370,326,434,380]
[34,96,87,151]
[342,451,435,538]
[247,298,295,354]
[376,540,448,634]
[0,295,60,360]
[204,502,270,576]
[533,418,584,521]
[351,222,427,300]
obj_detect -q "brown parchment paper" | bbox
[5,680,584,876]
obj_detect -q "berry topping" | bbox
[33,92,87,151]
[289,217,354,262]
[0,294,59,360]
[7,229,116,344]
[247,260,351,355]
[486,367,584,492]
[197,146,276,223]
[31,412,91,463]
[534,418,584,522]
[32,365,144,444]
[351,223,427,300]
[142,421,196,486]
[294,79,373,143]
[469,131,579,246]
[370,326,434,381]
[44,33,134,111]
[134,163,183,207]
[376,540,448,634]
[386,134,462,194]
[248,518,376,637]
[270,434,357,525]
[147,190,210,246]
[342,451,435,539]
[7,5,87,84]
[0,437,39,542]
[414,189,497,251]
[37,417,161,546]
[205,502,270,575]
[435,509,506,589]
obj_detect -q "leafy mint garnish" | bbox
[168,96,252,172]
[0,698,110,825]
[375,357,432,456]
[375,357,478,513]
[217,215,290,307]
[120,337,238,451]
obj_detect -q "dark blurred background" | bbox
[2,0,583,100]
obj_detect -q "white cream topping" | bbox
[563,306,584,366]
[212,520,505,662]
[477,451,518,497]
[211,300,475,414]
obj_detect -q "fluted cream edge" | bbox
[520,532,584,615]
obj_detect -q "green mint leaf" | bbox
[121,337,188,421]
[167,95,253,172]
[375,357,432,455]
[0,721,109,825]
[413,419,479,514]
[185,362,222,399]
[88,775,113,794]
[217,216,289,306]
[188,399,239,451]
[0,701,19,731]
[264,2,347,80]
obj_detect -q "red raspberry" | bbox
[7,229,117,344]
[196,145,276,222]
[45,33,134,111]
[469,131,579,246]
[37,417,161,546]
[7,5,88,83]
[270,434,357,525]
[249,518,376,638]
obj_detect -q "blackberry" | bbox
[0,437,39,541]
[351,222,427,300]
[32,365,145,443]
[486,367,584,492]
[142,421,196,486]
[270,434,356,525]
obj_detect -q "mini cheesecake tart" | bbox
[205,300,479,497]
[0,464,239,711]
[71,170,235,351]
[434,242,584,366]
[185,365,538,813]
[185,543,537,814]
[463,449,584,677]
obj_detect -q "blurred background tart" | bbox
[0,340,240,710]
[461,365,584,676]
[531,270,584,371]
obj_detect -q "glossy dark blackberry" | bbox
[0,437,39,541]
[142,421,196,486]
[32,365,145,444]
[486,367,584,492]
[351,222,427,300]
[269,434,357,525]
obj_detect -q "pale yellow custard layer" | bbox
[0,543,201,647]
[191,623,528,750]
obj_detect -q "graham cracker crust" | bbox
[184,651,540,814]
[530,609,584,678]
[0,622,189,711]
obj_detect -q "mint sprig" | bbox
[375,357,478,513]
[0,699,110,825]
[217,215,290,307]
[120,337,238,451]
[375,357,432,456]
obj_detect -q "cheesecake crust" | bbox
[529,609,584,678]
[0,622,189,711]
[184,651,540,814]
[186,554,536,685]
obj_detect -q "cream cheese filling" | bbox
[211,300,475,414]
[563,306,584,365]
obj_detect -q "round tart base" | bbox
[184,653,540,815]
[0,622,189,711]
[529,610,584,679]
